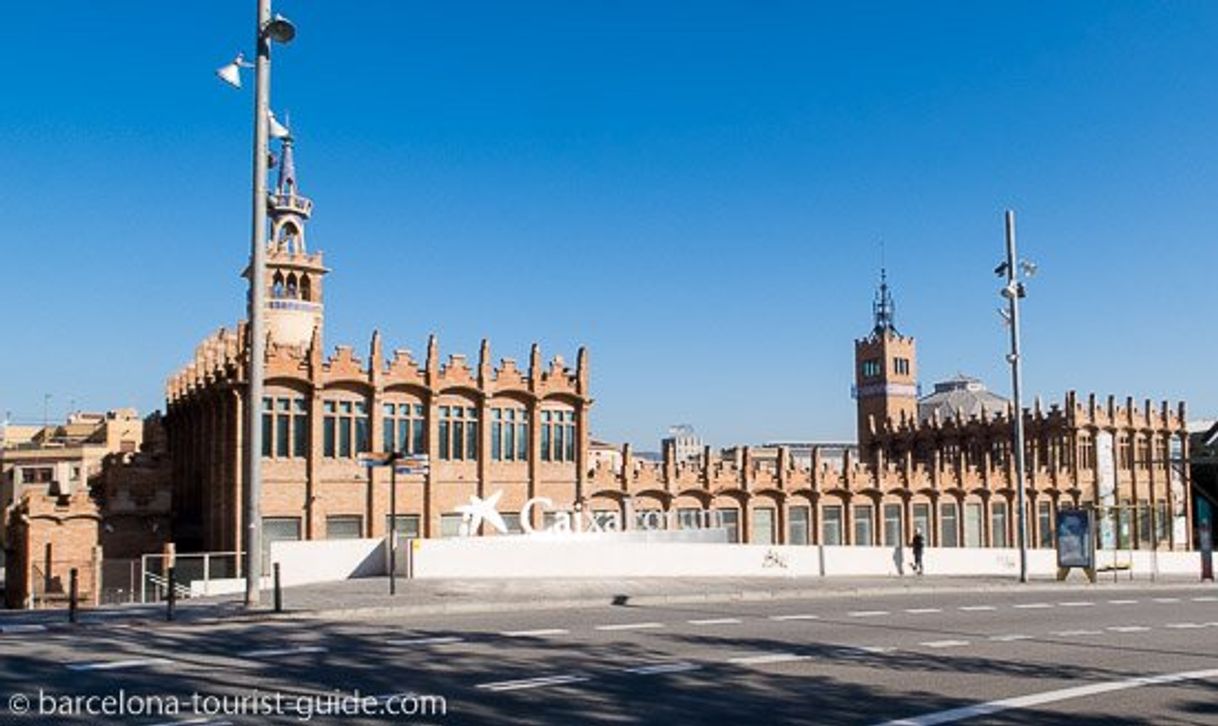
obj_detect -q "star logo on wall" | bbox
[455,489,509,536]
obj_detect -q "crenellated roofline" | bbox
[166,326,589,405]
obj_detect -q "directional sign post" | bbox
[360,451,430,595]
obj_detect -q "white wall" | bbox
[407,538,1203,580]
[270,538,385,587]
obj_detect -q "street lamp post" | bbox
[222,0,296,608]
[997,210,1035,583]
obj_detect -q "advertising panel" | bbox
[1056,508,1093,569]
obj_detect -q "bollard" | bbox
[68,568,79,624]
[273,562,282,613]
[166,567,176,622]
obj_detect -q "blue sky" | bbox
[2,2,1216,448]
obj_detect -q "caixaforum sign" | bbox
[454,489,724,537]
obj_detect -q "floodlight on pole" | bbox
[216,53,253,89]
[269,110,291,140]
[263,14,296,44]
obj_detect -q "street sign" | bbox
[394,466,430,475]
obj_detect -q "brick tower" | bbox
[854,268,918,450]
[253,131,328,349]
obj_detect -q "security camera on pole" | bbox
[995,210,1037,584]
[217,2,297,608]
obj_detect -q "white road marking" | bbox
[989,634,1032,642]
[386,636,464,646]
[728,652,810,665]
[958,606,995,612]
[905,608,942,614]
[66,658,172,672]
[595,622,664,631]
[769,614,820,621]
[1051,629,1102,636]
[501,629,569,637]
[921,640,969,649]
[477,674,590,692]
[1107,626,1150,633]
[240,646,327,658]
[1108,599,1139,605]
[1014,603,1052,609]
[1153,598,1181,603]
[854,645,898,654]
[1059,601,1094,607]
[1192,596,1218,603]
[688,618,742,626]
[876,667,1218,726]
[849,610,889,618]
[623,661,702,675]
[0,624,48,634]
[1165,623,1206,629]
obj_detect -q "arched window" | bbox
[300,274,312,302]
[271,271,285,299]
[286,273,298,299]
[280,221,299,252]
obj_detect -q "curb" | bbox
[273,578,1218,622]
[5,578,1213,630]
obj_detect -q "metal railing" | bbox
[139,552,242,603]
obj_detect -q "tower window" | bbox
[894,357,910,376]
[861,358,882,379]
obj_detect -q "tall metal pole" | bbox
[1004,210,1029,583]
[389,455,398,595]
[244,0,272,608]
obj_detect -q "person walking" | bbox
[911,529,926,575]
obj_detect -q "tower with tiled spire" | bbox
[254,129,329,348]
[853,267,918,449]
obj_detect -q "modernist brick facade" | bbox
[165,329,590,552]
[165,135,590,553]
[164,137,1193,555]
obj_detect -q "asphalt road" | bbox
[1,586,1216,725]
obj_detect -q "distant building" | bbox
[588,439,623,475]
[2,411,170,609]
[1,409,143,515]
[761,441,856,472]
[917,375,1009,423]
[661,425,702,463]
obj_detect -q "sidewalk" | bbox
[2,573,1212,629]
[273,573,1214,621]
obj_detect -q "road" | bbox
[1,585,1216,724]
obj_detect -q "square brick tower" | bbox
[854,269,918,450]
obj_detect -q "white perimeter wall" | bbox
[406,537,1202,580]
[270,538,386,587]
[240,535,1201,585]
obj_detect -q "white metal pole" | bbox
[1005,210,1029,583]
[244,0,272,608]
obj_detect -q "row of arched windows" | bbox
[270,271,313,302]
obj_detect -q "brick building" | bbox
[164,135,1192,555]
[165,136,590,554]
